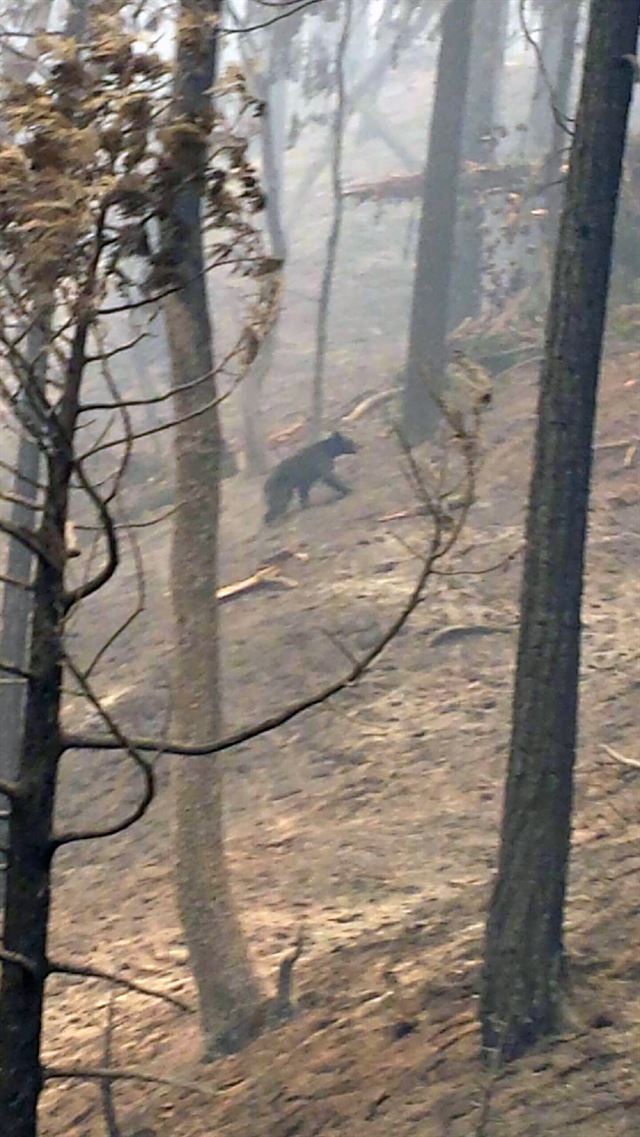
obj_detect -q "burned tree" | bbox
[400,0,476,446]
[0,8,276,1131]
[481,0,639,1064]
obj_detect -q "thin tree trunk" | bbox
[481,0,639,1065]
[462,0,509,163]
[400,0,475,446]
[164,0,261,1056]
[310,0,352,440]
[451,0,509,328]
[0,311,50,905]
[0,304,87,1135]
[529,0,567,156]
[0,0,87,899]
[242,19,289,475]
[288,0,441,233]
[0,498,66,1137]
[543,0,582,235]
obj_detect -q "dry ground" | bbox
[36,343,639,1137]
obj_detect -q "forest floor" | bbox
[38,338,640,1137]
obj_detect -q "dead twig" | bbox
[601,744,640,771]
[49,959,193,1013]
[428,623,517,649]
[43,1064,219,1098]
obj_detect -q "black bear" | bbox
[264,431,358,524]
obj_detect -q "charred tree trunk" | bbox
[0,299,88,1132]
[163,0,262,1056]
[400,0,475,446]
[0,309,51,905]
[0,1,87,906]
[0,483,66,1137]
[481,0,639,1064]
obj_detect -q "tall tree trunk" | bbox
[0,302,85,1134]
[451,0,509,328]
[242,18,289,475]
[400,0,475,446]
[0,309,51,905]
[310,0,352,440]
[0,0,86,899]
[462,0,509,163]
[481,0,639,1064]
[164,0,262,1056]
[529,0,567,156]
[0,477,67,1137]
[543,0,583,234]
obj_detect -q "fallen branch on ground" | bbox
[428,623,517,649]
[601,744,640,771]
[43,1065,219,1098]
[341,389,395,423]
[217,565,299,603]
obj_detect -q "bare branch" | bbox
[63,460,119,612]
[0,659,34,682]
[52,654,155,847]
[49,960,193,1013]
[0,947,39,976]
[43,1064,218,1098]
[82,520,145,681]
[63,405,484,760]
[0,573,35,594]
[601,744,640,772]
[0,518,55,568]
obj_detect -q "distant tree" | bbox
[528,0,584,158]
[481,0,639,1064]
[451,0,509,327]
[238,12,292,474]
[400,0,476,446]
[542,0,583,234]
[310,0,352,439]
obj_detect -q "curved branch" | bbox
[43,1065,217,1097]
[52,654,155,848]
[62,460,119,612]
[49,959,193,1013]
[0,946,39,975]
[63,496,469,757]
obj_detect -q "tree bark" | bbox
[0,309,51,907]
[451,0,509,328]
[163,0,262,1056]
[241,17,289,475]
[310,0,352,440]
[0,303,87,1133]
[481,0,639,1064]
[0,1,86,902]
[400,0,476,446]
[543,0,583,235]
[0,484,66,1137]
[529,0,567,155]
